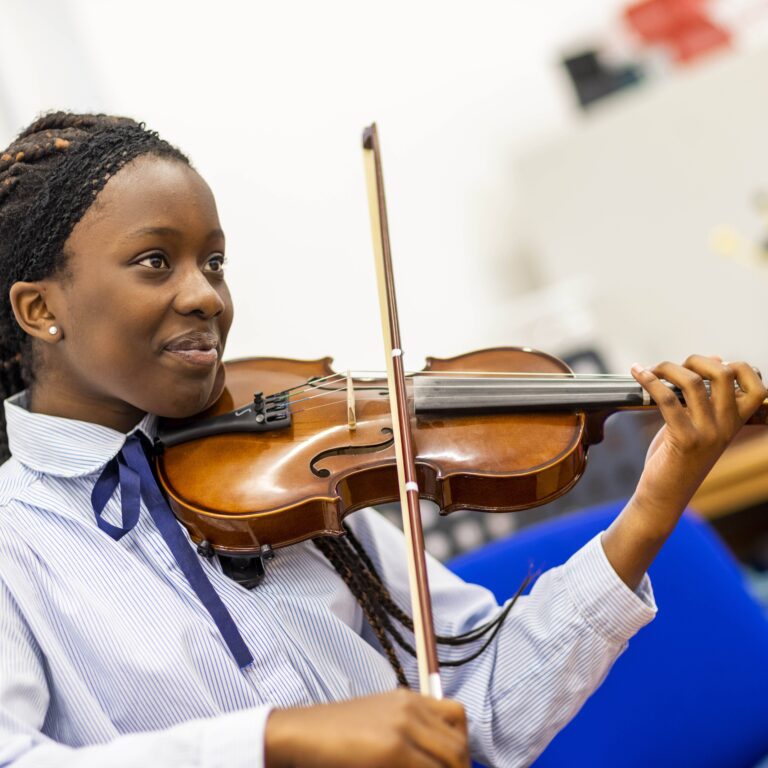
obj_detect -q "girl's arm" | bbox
[346,506,655,767]
[603,356,767,590]
[0,572,469,768]
[0,577,270,768]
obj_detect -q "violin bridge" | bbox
[347,370,357,431]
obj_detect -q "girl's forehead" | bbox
[68,156,220,249]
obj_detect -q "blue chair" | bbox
[449,500,768,768]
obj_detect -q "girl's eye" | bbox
[205,253,226,273]
[136,252,169,270]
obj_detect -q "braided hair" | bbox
[0,111,520,689]
[0,112,188,462]
[317,526,531,687]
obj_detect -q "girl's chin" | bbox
[202,363,227,410]
[153,363,226,420]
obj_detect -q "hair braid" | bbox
[344,524,531,647]
[314,536,410,687]
[323,533,419,657]
[0,111,189,462]
[315,523,534,683]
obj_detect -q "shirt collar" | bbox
[5,391,157,478]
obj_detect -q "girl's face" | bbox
[34,155,234,428]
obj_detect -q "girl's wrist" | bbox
[625,490,688,541]
[264,709,297,768]
[602,495,684,590]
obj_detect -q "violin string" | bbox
[377,370,633,377]
[282,375,356,404]
[282,374,642,408]
[275,364,761,407]
[290,399,360,417]
[284,382,644,412]
[286,386,364,410]
[285,380,643,411]
[279,369,639,401]
[287,372,749,414]
[281,371,634,397]
[278,371,351,394]
[287,381,649,416]
[279,370,634,399]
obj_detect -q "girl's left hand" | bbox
[602,354,767,590]
[633,355,765,521]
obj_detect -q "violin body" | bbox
[157,347,593,556]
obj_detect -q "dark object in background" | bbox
[562,50,644,109]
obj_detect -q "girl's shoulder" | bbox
[0,457,41,508]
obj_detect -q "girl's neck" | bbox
[29,376,145,434]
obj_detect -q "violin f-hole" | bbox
[310,428,394,478]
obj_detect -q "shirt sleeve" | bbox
[0,579,272,768]
[348,505,657,768]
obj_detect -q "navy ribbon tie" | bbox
[91,433,254,670]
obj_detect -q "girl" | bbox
[0,113,764,768]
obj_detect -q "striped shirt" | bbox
[0,392,656,767]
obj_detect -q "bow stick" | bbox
[362,123,442,699]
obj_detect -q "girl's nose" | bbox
[173,267,225,319]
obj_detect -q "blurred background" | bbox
[2,0,768,558]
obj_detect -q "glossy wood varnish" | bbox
[156,347,590,556]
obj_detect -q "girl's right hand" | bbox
[264,688,470,767]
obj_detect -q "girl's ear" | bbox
[9,282,62,342]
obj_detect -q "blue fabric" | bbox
[91,446,141,540]
[91,434,254,670]
[450,501,768,768]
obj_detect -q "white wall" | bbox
[0,0,629,373]
[518,42,768,376]
[4,0,766,380]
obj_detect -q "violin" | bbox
[154,124,768,698]
[155,348,768,556]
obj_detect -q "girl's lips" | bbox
[164,347,219,367]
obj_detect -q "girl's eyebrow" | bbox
[125,226,225,240]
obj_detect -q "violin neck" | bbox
[412,375,694,414]
[412,375,768,424]
[412,376,768,430]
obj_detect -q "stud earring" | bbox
[48,326,58,336]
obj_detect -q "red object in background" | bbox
[624,0,731,62]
